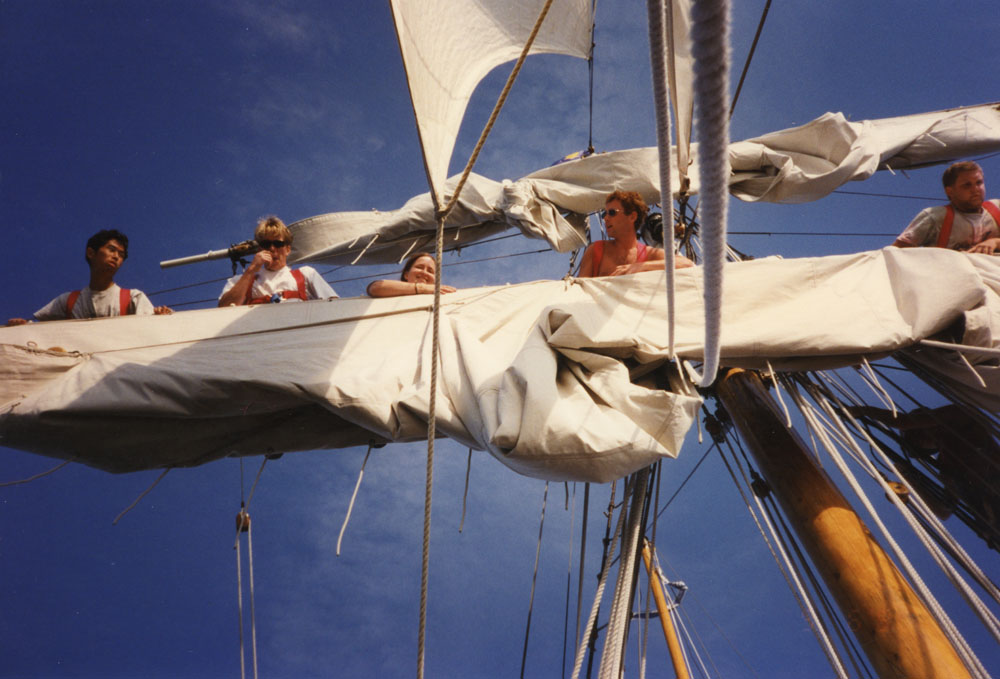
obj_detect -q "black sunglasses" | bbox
[600,208,623,219]
[258,239,288,249]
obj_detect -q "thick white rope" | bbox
[599,469,650,679]
[688,0,731,387]
[646,0,677,357]
[571,478,635,679]
[784,378,991,677]
[337,445,373,556]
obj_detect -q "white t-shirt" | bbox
[896,199,1000,249]
[33,284,155,321]
[219,265,338,303]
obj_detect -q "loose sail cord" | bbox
[687,0,731,387]
[0,459,72,487]
[337,444,373,555]
[235,509,259,679]
[785,378,994,677]
[459,448,472,533]
[519,482,550,679]
[112,468,170,525]
[570,476,634,679]
[646,0,677,357]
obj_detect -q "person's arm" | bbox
[6,318,30,326]
[893,209,936,248]
[611,247,693,275]
[892,239,916,248]
[576,244,596,278]
[218,252,270,307]
[366,280,456,297]
[964,237,1000,254]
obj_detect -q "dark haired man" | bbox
[893,161,1000,253]
[577,190,694,277]
[6,229,171,326]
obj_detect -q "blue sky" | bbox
[2,1,999,677]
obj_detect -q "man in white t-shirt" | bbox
[218,216,337,306]
[6,229,172,326]
[893,161,1000,253]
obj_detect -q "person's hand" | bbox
[610,263,636,276]
[249,250,273,272]
[415,283,457,294]
[6,318,29,326]
[153,306,173,315]
[965,237,1000,254]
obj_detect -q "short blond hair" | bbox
[254,215,293,244]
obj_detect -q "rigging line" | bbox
[337,445,373,556]
[244,457,268,512]
[728,230,899,237]
[571,477,633,679]
[520,482,549,679]
[587,0,596,152]
[0,459,72,487]
[574,483,589,665]
[728,0,771,119]
[800,388,994,675]
[768,491,875,679]
[832,189,942,201]
[656,550,759,679]
[246,516,260,679]
[112,468,170,525]
[647,0,678,357]
[325,248,551,285]
[719,436,852,678]
[459,448,471,533]
[561,483,577,679]
[236,520,247,679]
[148,274,232,297]
[654,442,716,521]
[438,0,558,217]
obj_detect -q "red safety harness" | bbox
[244,268,308,305]
[936,201,1000,248]
[65,288,131,319]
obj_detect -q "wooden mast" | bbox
[641,540,690,679]
[715,368,971,679]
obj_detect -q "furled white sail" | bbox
[3,248,997,481]
[288,103,1000,267]
[390,0,593,206]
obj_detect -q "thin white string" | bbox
[337,445,373,556]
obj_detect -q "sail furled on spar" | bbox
[4,247,999,479]
[389,0,593,207]
[288,103,1000,267]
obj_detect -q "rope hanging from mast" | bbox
[416,4,560,677]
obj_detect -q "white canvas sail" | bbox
[4,248,998,481]
[390,0,593,205]
[287,103,1000,267]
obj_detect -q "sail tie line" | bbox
[337,444,374,555]
[112,468,170,525]
[0,458,73,487]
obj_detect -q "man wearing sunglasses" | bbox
[219,216,337,307]
[6,229,172,325]
[577,190,694,277]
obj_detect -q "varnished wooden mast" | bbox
[716,368,971,679]
[641,540,690,679]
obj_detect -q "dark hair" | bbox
[400,253,434,281]
[85,229,129,263]
[942,161,982,189]
[606,190,648,232]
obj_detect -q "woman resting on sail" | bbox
[577,190,694,277]
[366,253,457,297]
